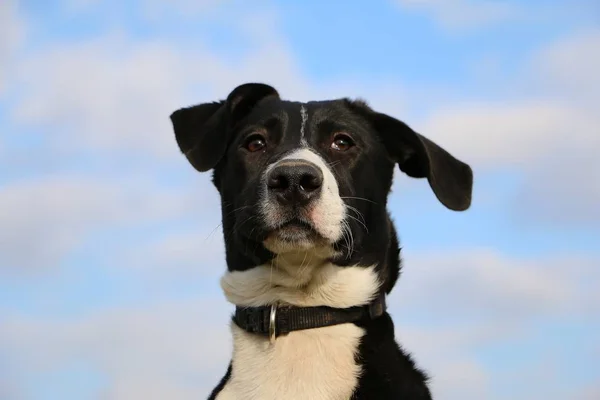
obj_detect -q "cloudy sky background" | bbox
[1,0,599,399]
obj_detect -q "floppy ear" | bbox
[373,111,473,211]
[169,83,280,172]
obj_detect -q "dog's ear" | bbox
[169,83,280,172]
[371,110,473,211]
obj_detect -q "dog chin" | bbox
[263,224,334,255]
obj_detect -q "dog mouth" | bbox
[270,218,321,242]
[280,218,313,230]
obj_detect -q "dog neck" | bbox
[220,248,381,309]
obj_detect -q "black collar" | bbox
[233,292,387,343]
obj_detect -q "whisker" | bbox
[341,219,354,260]
[345,205,368,233]
[223,205,252,219]
[346,214,369,233]
[346,205,366,223]
[348,223,355,258]
[341,196,377,204]
[204,223,223,241]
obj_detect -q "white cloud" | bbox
[413,100,598,169]
[1,299,233,400]
[115,229,226,282]
[11,34,199,157]
[0,175,205,273]
[391,248,598,321]
[428,359,490,399]
[528,29,600,106]
[396,0,521,30]
[513,154,600,227]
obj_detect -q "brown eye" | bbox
[331,133,355,152]
[244,134,266,152]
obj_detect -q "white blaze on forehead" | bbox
[300,104,308,146]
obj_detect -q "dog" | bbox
[169,83,473,399]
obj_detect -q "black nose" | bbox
[267,161,324,206]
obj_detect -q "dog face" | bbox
[170,83,472,288]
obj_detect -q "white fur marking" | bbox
[221,261,380,308]
[216,323,364,400]
[300,105,308,146]
[217,258,380,400]
[280,148,346,243]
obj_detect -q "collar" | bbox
[233,292,387,343]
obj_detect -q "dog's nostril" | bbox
[267,174,289,191]
[299,173,322,192]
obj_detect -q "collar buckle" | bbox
[269,303,278,344]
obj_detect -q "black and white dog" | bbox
[170,83,473,399]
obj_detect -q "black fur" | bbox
[207,363,232,400]
[170,83,473,399]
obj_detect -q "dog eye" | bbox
[243,134,267,152]
[331,133,355,152]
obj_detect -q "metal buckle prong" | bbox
[269,303,277,344]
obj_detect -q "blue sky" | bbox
[1,0,599,399]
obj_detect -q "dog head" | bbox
[170,83,472,292]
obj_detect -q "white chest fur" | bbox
[216,253,380,400]
[216,323,364,400]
